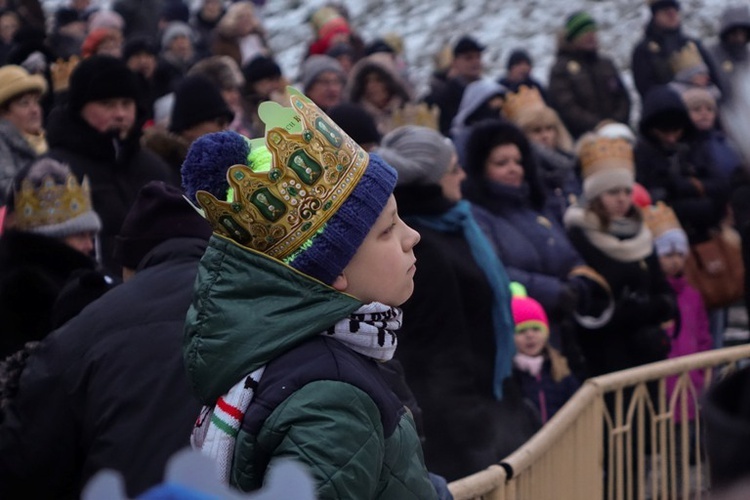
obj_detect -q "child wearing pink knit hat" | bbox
[511,283,580,423]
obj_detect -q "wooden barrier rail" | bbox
[448,345,750,500]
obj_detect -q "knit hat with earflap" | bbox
[510,282,549,338]
[376,125,454,187]
[9,158,101,239]
[183,88,397,285]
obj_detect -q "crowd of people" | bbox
[0,0,748,498]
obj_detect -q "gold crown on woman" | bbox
[643,201,682,238]
[502,85,546,124]
[13,173,93,231]
[195,87,370,260]
[670,42,705,74]
[576,134,634,178]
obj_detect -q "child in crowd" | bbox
[182,88,440,499]
[644,202,713,420]
[511,282,580,424]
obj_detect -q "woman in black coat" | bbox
[564,134,676,375]
[377,125,539,481]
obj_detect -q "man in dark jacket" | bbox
[548,11,630,138]
[634,85,729,244]
[0,181,211,498]
[423,35,485,136]
[45,55,175,276]
[631,0,722,99]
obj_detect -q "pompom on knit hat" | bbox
[565,11,597,42]
[0,64,46,108]
[115,181,212,269]
[299,55,345,93]
[185,88,398,285]
[376,125,455,187]
[169,75,234,134]
[9,158,101,239]
[67,55,139,116]
[510,282,549,338]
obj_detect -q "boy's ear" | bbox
[332,274,348,292]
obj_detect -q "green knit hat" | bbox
[565,11,597,41]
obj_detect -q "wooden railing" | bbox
[448,345,750,500]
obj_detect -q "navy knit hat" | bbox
[169,75,234,134]
[186,89,397,285]
[67,55,139,115]
[565,11,597,41]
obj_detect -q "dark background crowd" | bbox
[0,0,748,498]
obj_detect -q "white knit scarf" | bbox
[191,302,401,483]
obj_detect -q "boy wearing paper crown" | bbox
[511,282,580,424]
[181,88,440,499]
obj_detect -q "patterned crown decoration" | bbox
[502,85,546,124]
[643,201,683,238]
[387,103,440,131]
[577,135,634,179]
[670,42,706,74]
[13,173,93,231]
[194,87,370,260]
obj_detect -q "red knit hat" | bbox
[510,282,549,338]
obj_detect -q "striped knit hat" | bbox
[565,11,597,41]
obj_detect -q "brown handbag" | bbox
[685,226,745,309]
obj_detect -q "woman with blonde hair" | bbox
[211,1,270,67]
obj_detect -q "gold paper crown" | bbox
[13,173,93,231]
[577,135,634,179]
[195,87,369,260]
[310,6,346,34]
[502,85,546,124]
[670,42,706,74]
[643,201,683,238]
[386,103,440,131]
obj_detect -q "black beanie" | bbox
[326,102,382,147]
[122,36,158,62]
[241,55,282,86]
[115,181,212,269]
[68,56,139,115]
[169,75,234,134]
[507,49,532,70]
[160,0,190,23]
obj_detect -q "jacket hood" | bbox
[638,85,696,139]
[451,79,507,134]
[346,53,412,105]
[184,234,363,404]
[719,6,750,41]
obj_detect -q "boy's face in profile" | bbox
[659,251,686,278]
[333,195,420,306]
[514,326,547,357]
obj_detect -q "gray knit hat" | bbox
[376,125,456,186]
[161,21,194,49]
[299,55,345,92]
[10,158,101,239]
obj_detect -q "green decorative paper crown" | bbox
[195,88,370,260]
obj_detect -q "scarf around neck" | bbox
[406,199,515,400]
[564,205,653,262]
[191,302,402,482]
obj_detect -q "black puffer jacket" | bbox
[0,238,206,498]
